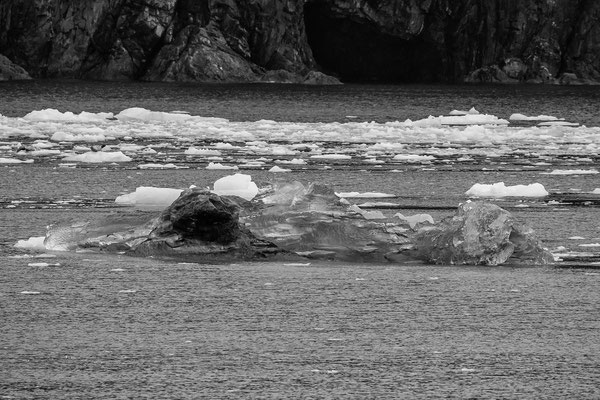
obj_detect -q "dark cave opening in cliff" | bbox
[303,3,443,83]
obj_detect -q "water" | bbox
[1,80,600,398]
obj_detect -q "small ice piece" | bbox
[394,213,434,229]
[206,162,238,170]
[465,182,549,198]
[538,121,579,127]
[269,166,291,173]
[276,158,306,165]
[509,113,561,121]
[544,169,599,175]
[118,289,137,293]
[116,107,193,122]
[212,173,258,201]
[310,154,352,160]
[137,163,182,169]
[335,192,396,198]
[62,151,132,163]
[413,111,507,126]
[594,189,600,194]
[23,109,113,122]
[569,236,586,240]
[51,130,106,142]
[14,236,46,250]
[184,147,222,156]
[393,154,435,162]
[579,243,600,247]
[27,262,60,267]
[20,291,41,295]
[0,157,34,164]
[115,187,183,207]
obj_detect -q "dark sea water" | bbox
[0,80,599,398]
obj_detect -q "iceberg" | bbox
[466,182,549,198]
[38,178,553,266]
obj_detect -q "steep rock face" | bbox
[0,0,599,83]
[304,0,600,83]
[0,0,316,82]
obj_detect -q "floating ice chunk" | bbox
[23,109,113,122]
[184,147,222,156]
[276,158,307,165]
[394,213,435,229]
[413,201,554,265]
[28,262,60,267]
[51,130,106,142]
[593,188,600,194]
[358,202,400,208]
[213,173,258,201]
[20,291,41,295]
[449,107,480,116]
[214,142,237,149]
[62,151,132,163]
[509,113,561,121]
[138,163,183,169]
[0,157,33,164]
[413,112,507,126]
[544,169,599,175]
[310,154,352,160]
[206,162,238,170]
[466,182,549,198]
[115,187,183,207]
[269,166,291,173]
[271,146,296,155]
[579,243,600,247]
[336,192,396,198]
[116,107,193,122]
[14,236,46,250]
[349,205,386,220]
[393,154,435,162]
[538,121,579,127]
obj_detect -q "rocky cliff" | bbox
[1,0,599,83]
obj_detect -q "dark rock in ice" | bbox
[46,188,293,261]
[412,201,554,266]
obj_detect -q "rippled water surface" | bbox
[1,81,600,398]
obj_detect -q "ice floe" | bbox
[544,169,599,175]
[466,182,549,198]
[509,113,561,121]
[62,151,132,163]
[115,187,183,207]
[14,236,46,250]
[206,162,238,170]
[213,173,258,201]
